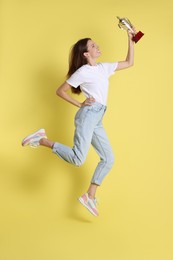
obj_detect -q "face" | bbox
[84,39,101,60]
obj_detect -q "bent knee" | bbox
[106,153,115,168]
[73,157,85,167]
[74,161,83,167]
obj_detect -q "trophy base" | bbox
[132,31,144,43]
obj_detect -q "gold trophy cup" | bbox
[117,16,144,43]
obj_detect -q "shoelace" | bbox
[93,197,99,206]
[29,139,39,148]
[29,134,47,148]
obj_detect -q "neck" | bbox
[87,58,97,66]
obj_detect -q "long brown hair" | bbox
[67,38,91,94]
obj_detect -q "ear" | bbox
[83,52,89,58]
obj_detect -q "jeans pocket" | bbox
[75,106,90,125]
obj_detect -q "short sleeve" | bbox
[100,62,118,77]
[66,69,84,88]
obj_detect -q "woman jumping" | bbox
[22,29,135,217]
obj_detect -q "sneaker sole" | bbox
[22,128,46,146]
[78,197,98,217]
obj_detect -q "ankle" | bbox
[39,138,54,148]
[87,192,95,200]
[39,138,46,145]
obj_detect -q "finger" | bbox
[84,100,91,105]
[131,25,137,33]
[86,101,93,106]
[89,98,95,102]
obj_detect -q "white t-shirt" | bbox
[66,62,118,106]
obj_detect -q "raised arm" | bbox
[116,30,135,71]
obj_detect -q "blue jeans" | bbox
[52,102,115,185]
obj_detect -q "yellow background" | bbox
[1,0,173,259]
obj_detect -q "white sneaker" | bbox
[21,128,47,148]
[78,193,99,217]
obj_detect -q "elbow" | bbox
[56,88,61,96]
[128,61,134,67]
[56,89,59,96]
[56,87,66,99]
[124,59,134,69]
[56,82,69,97]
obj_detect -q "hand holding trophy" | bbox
[117,16,144,43]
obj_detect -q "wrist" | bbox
[127,32,135,43]
[128,37,134,44]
